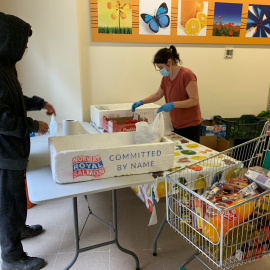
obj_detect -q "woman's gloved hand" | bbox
[157,102,174,113]
[131,100,144,112]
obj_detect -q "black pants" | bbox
[0,169,27,262]
[173,124,201,143]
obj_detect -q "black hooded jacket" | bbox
[0,12,47,170]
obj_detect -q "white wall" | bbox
[1,0,82,123]
[2,0,270,124]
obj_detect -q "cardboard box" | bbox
[49,132,174,184]
[103,114,148,133]
[201,119,226,140]
[200,136,229,152]
[90,103,160,129]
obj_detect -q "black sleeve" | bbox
[0,90,39,138]
[23,95,47,111]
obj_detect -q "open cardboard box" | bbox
[200,136,229,152]
[103,114,147,133]
[49,132,174,184]
[90,103,160,129]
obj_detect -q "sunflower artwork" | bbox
[98,0,132,34]
[245,5,270,38]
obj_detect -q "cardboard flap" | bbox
[200,136,217,150]
[200,136,229,152]
[217,137,229,152]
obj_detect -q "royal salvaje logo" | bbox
[72,155,105,179]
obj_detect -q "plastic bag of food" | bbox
[135,113,165,144]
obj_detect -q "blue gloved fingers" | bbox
[131,100,144,112]
[131,103,136,112]
[157,102,174,113]
[157,107,162,113]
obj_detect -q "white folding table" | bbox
[26,126,154,269]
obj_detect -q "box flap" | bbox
[217,137,229,152]
[200,136,218,150]
[200,136,229,152]
[201,120,218,126]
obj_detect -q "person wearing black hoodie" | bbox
[0,12,56,270]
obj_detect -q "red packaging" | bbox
[223,182,242,194]
[190,198,205,229]
[229,178,249,188]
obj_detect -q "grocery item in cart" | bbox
[245,166,270,189]
[202,182,224,200]
[209,223,257,261]
[202,198,255,243]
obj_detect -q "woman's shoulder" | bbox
[179,66,197,80]
[180,66,194,74]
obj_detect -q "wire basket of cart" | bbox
[166,127,270,270]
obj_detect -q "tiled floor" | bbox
[1,187,270,270]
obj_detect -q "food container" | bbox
[49,132,174,184]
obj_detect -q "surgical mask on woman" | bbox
[159,67,172,77]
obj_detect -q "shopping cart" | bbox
[166,123,270,270]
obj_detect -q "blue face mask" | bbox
[159,67,172,77]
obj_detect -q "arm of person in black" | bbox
[23,95,56,116]
[0,92,39,138]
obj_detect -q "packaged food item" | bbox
[235,243,266,261]
[249,166,270,177]
[202,182,224,200]
[178,190,191,223]
[203,198,255,243]
[229,178,249,188]
[253,195,270,226]
[223,183,241,194]
[238,182,259,198]
[179,222,204,246]
[246,226,270,248]
[190,198,205,229]
[211,193,241,204]
[204,202,227,222]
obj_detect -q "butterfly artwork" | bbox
[140,2,170,33]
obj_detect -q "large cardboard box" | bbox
[90,103,160,129]
[49,132,174,184]
[200,136,229,152]
[201,119,226,140]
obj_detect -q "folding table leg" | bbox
[112,189,140,270]
[64,197,79,270]
[153,214,167,256]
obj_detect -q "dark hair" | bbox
[153,45,182,65]
[28,28,32,37]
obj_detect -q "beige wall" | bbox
[2,0,270,124]
[1,0,82,123]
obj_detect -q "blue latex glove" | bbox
[131,100,144,112]
[157,102,174,113]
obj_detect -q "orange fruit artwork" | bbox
[196,1,204,13]
[185,18,201,36]
[181,0,197,27]
[197,12,207,28]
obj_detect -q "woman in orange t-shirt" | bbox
[132,45,202,143]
